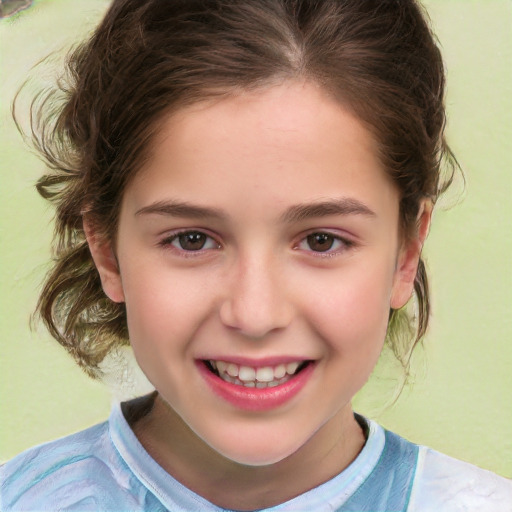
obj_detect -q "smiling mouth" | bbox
[203,360,311,389]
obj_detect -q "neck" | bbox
[131,394,366,511]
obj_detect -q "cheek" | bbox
[120,268,214,397]
[120,262,219,353]
[302,261,394,356]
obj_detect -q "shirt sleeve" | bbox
[407,446,512,512]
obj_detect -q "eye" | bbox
[297,232,353,254]
[161,231,220,252]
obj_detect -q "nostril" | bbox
[218,270,293,338]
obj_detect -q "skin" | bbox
[86,81,431,510]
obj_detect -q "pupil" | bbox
[179,232,206,250]
[308,233,333,252]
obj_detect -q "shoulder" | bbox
[408,446,512,512]
[0,421,143,511]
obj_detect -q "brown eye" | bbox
[176,231,208,251]
[168,231,219,252]
[306,233,335,252]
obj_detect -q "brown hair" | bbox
[24,0,457,377]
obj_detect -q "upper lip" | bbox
[199,356,312,367]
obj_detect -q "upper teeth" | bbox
[210,360,302,387]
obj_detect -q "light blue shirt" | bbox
[1,400,511,511]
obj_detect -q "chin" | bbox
[200,426,307,467]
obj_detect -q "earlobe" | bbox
[390,200,432,309]
[83,218,125,303]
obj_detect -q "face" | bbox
[90,81,423,466]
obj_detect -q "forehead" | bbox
[124,81,399,221]
[151,82,377,167]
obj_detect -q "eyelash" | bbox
[295,231,355,257]
[158,230,355,257]
[158,230,221,257]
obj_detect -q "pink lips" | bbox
[197,360,314,411]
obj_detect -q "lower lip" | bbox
[197,361,314,412]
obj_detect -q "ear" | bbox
[390,200,432,309]
[83,217,125,303]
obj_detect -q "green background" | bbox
[1,0,511,478]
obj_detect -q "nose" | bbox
[219,254,293,339]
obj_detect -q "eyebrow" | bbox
[135,200,226,220]
[135,198,376,222]
[280,198,376,223]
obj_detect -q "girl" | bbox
[1,0,511,510]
